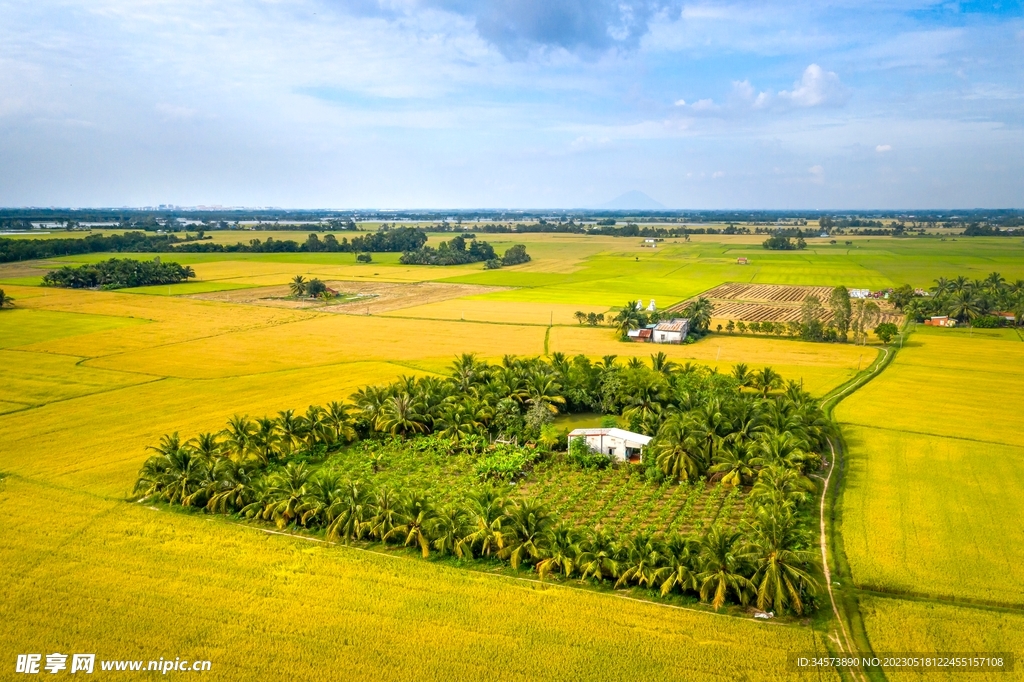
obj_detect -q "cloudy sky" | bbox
[1,0,1022,209]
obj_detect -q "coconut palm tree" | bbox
[752,367,784,397]
[298,471,344,527]
[428,503,472,557]
[525,374,566,415]
[376,394,429,436]
[613,300,645,336]
[751,465,815,509]
[325,479,374,542]
[181,266,196,281]
[367,486,404,541]
[276,409,306,454]
[385,492,435,558]
[577,529,619,582]
[614,531,667,588]
[0,289,14,308]
[351,386,390,430]
[205,457,258,514]
[250,416,282,464]
[696,527,752,610]
[188,432,222,460]
[289,275,307,297]
[324,401,357,444]
[134,433,208,504]
[683,297,714,333]
[710,442,757,487]
[948,289,982,323]
[657,534,700,596]
[501,498,553,569]
[731,363,752,388]
[260,462,312,528]
[650,351,679,376]
[536,523,582,580]
[221,415,255,462]
[744,505,820,615]
[651,414,705,481]
[461,488,510,558]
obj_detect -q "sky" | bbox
[0,0,1022,209]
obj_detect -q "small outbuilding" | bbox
[924,316,956,327]
[567,428,653,463]
[737,257,748,265]
[653,318,689,344]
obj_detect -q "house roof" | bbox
[655,319,688,332]
[567,428,653,446]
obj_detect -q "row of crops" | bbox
[522,462,745,537]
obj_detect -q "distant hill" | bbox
[599,190,666,210]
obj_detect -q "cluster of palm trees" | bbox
[612,298,714,337]
[133,352,827,614]
[135,445,820,614]
[912,273,1024,324]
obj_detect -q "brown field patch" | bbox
[670,282,903,326]
[186,280,508,314]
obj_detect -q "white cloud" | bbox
[779,64,846,107]
[674,98,686,106]
[809,164,823,174]
[712,170,725,178]
[690,98,717,111]
[731,79,771,108]
[876,144,892,152]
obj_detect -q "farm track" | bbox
[821,344,895,682]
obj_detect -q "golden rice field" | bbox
[835,325,1024,674]
[857,597,1024,682]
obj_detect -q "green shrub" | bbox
[475,444,537,481]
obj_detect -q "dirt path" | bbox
[187,280,508,314]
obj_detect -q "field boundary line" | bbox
[840,422,1024,449]
[850,585,1024,614]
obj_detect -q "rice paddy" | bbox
[835,324,1024,669]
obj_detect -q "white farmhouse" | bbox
[652,318,688,344]
[567,428,653,463]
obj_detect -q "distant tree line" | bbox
[0,232,200,263]
[42,258,195,289]
[134,354,828,615]
[171,227,429,254]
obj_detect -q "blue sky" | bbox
[0,0,1021,208]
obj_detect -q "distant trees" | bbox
[400,237,530,268]
[899,272,1023,326]
[0,231,202,263]
[762,234,806,251]
[41,258,194,289]
[574,311,606,326]
[873,322,898,344]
